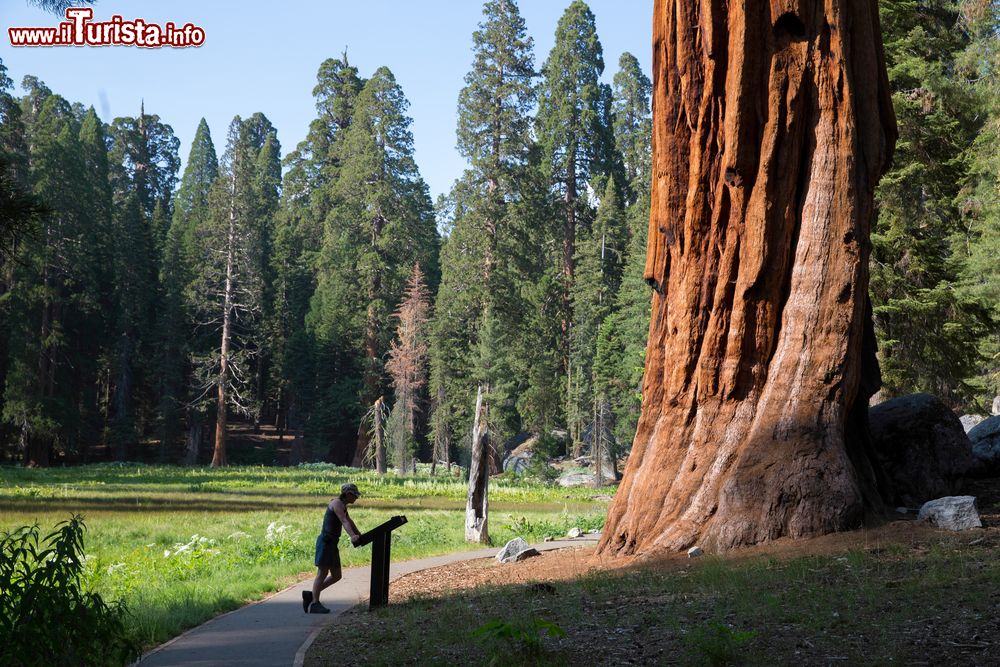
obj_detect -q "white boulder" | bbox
[496,537,530,563]
[917,496,982,531]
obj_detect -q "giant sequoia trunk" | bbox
[599,0,896,555]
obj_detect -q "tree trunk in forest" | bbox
[431,384,448,476]
[465,384,489,544]
[374,396,387,475]
[599,0,896,556]
[593,394,604,489]
[184,410,201,465]
[352,428,369,468]
[356,213,386,461]
[212,180,238,468]
[27,266,53,467]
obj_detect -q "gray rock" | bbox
[556,469,617,487]
[503,451,534,474]
[968,415,1000,471]
[869,394,978,506]
[993,396,1000,416]
[960,414,986,433]
[917,496,982,531]
[550,429,570,444]
[567,527,583,538]
[687,546,704,558]
[512,547,540,562]
[496,537,530,563]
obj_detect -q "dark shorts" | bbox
[314,534,341,569]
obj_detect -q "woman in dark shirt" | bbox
[303,483,362,613]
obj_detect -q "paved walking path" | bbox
[136,537,598,667]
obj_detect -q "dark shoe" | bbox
[308,602,331,614]
[302,590,313,613]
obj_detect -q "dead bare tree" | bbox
[386,263,431,473]
[465,384,489,544]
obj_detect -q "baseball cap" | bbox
[341,483,361,498]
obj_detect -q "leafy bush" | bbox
[0,515,139,666]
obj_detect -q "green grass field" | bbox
[0,464,609,649]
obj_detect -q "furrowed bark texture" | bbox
[599,0,896,555]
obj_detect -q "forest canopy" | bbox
[1,0,998,469]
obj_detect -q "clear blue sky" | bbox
[0,1,652,201]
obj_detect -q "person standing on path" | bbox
[304,483,363,613]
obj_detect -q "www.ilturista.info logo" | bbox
[8,8,205,48]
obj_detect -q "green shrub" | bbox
[0,515,139,666]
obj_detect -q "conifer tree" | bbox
[431,0,538,458]
[959,0,1000,407]
[872,0,990,406]
[277,56,365,458]
[74,108,114,458]
[611,52,652,204]
[160,118,218,460]
[594,192,650,452]
[0,61,40,257]
[189,114,278,466]
[0,61,44,457]
[3,89,105,465]
[569,179,625,448]
[105,107,179,458]
[536,0,612,362]
[386,263,431,473]
[310,66,437,461]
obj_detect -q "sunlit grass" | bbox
[0,464,611,649]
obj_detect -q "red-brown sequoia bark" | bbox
[599,0,896,555]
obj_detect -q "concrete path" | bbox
[136,537,598,667]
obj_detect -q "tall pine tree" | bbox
[536,0,615,449]
[310,66,438,462]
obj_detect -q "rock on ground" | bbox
[503,451,533,474]
[917,496,982,531]
[869,394,978,506]
[968,415,1000,472]
[496,538,530,563]
[960,415,985,433]
[567,527,583,538]
[512,548,540,562]
[557,470,617,487]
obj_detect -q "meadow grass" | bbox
[0,464,609,649]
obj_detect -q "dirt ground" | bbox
[385,519,971,604]
[387,473,1000,603]
[308,477,1000,666]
